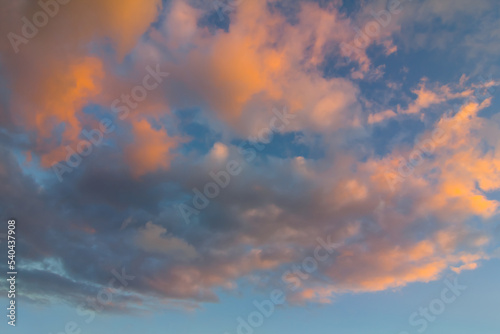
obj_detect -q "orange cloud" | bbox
[125,119,179,177]
[157,0,361,135]
[1,0,163,168]
[34,57,104,167]
[368,109,397,124]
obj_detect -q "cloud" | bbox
[135,222,198,260]
[125,119,180,177]
[368,109,397,124]
[144,0,363,136]
[0,0,499,314]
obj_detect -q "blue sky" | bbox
[0,0,500,333]
[4,259,500,334]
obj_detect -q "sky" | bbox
[0,0,500,333]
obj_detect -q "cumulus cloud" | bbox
[0,0,499,314]
[135,222,198,260]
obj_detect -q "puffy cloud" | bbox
[0,0,499,316]
[368,109,397,124]
[136,222,198,260]
[144,0,363,136]
[125,119,180,177]
[0,0,167,175]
